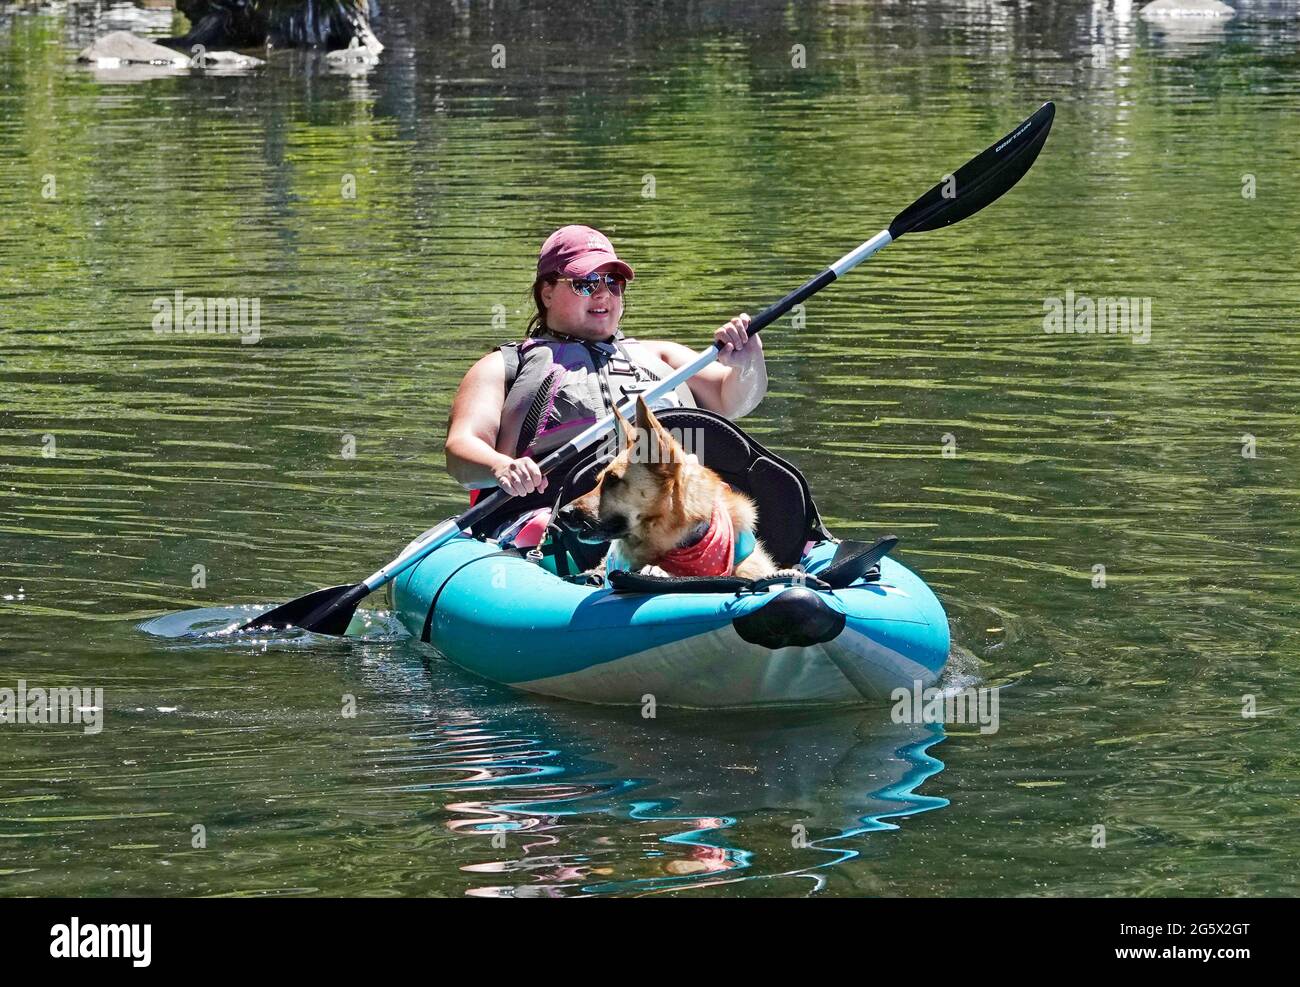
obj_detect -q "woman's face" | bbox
[539,263,625,339]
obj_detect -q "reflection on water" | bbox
[3,0,1299,896]
[138,607,950,897]
[432,706,947,898]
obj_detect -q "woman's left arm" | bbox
[650,314,768,418]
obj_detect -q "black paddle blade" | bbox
[238,583,369,635]
[889,101,1055,240]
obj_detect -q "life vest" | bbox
[494,328,697,462]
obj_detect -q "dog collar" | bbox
[734,528,756,565]
[658,496,735,577]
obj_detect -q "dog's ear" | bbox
[634,396,684,473]
[613,405,635,454]
[633,395,656,443]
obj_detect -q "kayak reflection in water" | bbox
[443,225,769,522]
[425,700,949,898]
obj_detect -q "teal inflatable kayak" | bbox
[390,533,949,708]
[390,408,949,708]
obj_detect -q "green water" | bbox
[1,0,1297,897]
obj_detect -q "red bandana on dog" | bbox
[658,496,735,577]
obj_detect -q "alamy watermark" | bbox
[50,917,150,967]
[1043,289,1150,344]
[891,680,999,734]
[0,680,103,735]
[152,289,261,344]
[598,423,705,464]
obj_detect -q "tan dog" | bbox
[556,397,781,581]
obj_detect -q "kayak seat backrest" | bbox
[652,408,831,567]
[468,408,831,569]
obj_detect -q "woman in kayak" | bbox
[445,224,768,500]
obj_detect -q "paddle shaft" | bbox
[248,102,1055,632]
[358,228,896,594]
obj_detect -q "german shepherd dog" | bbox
[557,397,783,581]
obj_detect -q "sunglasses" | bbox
[555,273,627,297]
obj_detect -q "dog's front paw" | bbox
[638,564,671,578]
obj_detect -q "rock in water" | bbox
[1139,0,1236,18]
[325,35,381,66]
[77,31,191,66]
[192,49,267,69]
[77,32,265,74]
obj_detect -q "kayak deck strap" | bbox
[608,570,751,595]
[607,568,834,595]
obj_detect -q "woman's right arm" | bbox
[444,351,548,495]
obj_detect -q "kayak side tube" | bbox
[391,536,950,708]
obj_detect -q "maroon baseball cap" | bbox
[536,225,634,281]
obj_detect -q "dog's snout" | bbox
[557,500,628,544]
[583,512,628,543]
[555,503,584,531]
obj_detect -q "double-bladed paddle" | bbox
[241,100,1055,635]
